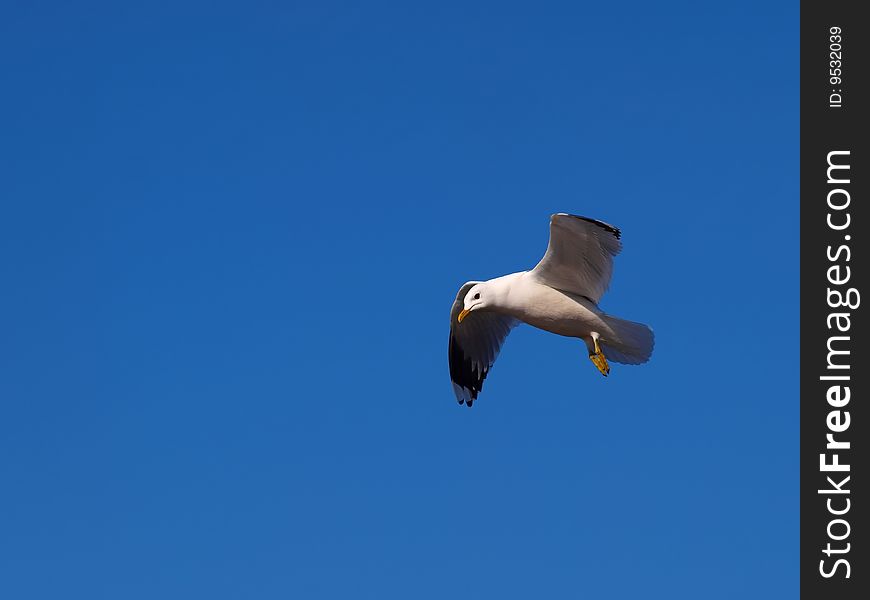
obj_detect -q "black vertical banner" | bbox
[801,1,868,598]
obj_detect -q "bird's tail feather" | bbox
[600,314,654,365]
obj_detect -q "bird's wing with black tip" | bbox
[529,213,623,304]
[448,282,518,407]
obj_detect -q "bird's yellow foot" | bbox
[589,352,610,377]
[588,336,610,377]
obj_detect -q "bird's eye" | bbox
[473,293,480,300]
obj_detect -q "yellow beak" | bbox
[457,308,470,323]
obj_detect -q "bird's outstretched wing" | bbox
[529,213,622,304]
[448,282,518,407]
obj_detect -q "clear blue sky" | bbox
[0,1,797,598]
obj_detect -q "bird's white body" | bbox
[489,272,606,340]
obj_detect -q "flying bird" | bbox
[448,213,654,407]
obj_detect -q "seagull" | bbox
[448,213,654,407]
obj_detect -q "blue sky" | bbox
[0,1,797,598]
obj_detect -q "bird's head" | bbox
[457,283,489,323]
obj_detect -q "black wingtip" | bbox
[564,214,621,239]
[449,333,487,406]
[454,388,476,407]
